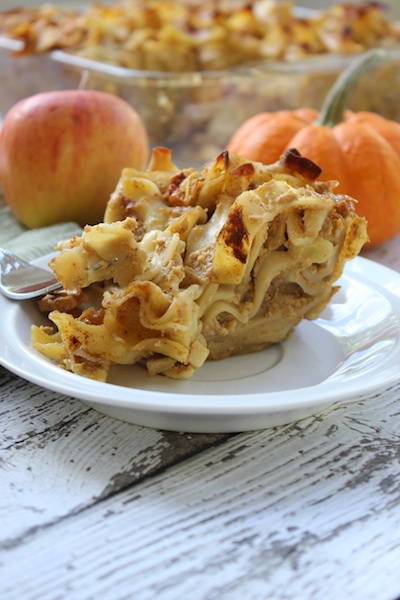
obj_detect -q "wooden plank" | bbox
[1,385,399,599]
[0,366,92,446]
[0,369,229,543]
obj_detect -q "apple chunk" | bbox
[0,90,149,228]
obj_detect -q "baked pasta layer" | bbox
[0,1,398,71]
[31,147,368,380]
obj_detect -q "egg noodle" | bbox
[31,148,367,380]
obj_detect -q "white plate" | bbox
[0,255,400,433]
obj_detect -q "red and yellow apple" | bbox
[0,90,149,228]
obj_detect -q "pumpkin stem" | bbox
[315,49,388,128]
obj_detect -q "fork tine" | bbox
[0,247,62,300]
[0,247,34,274]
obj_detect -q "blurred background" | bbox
[300,0,399,17]
[0,0,398,18]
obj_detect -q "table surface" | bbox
[1,233,400,600]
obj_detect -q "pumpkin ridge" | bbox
[333,121,400,245]
[227,112,311,164]
[345,111,400,157]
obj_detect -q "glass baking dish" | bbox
[1,36,400,169]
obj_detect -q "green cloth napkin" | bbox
[0,194,82,261]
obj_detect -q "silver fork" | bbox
[0,247,62,300]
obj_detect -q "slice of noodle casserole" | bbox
[31,147,368,380]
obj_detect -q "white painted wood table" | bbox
[1,234,400,600]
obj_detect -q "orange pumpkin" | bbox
[227,50,400,246]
